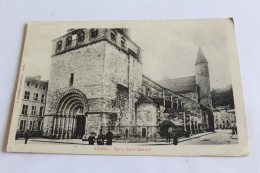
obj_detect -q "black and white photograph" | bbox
[6,20,249,156]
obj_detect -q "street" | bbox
[179,129,238,145]
[14,129,238,146]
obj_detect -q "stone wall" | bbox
[45,41,106,116]
[195,63,212,108]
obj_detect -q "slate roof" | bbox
[157,75,197,93]
[195,47,208,65]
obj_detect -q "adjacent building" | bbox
[213,106,236,129]
[16,76,48,138]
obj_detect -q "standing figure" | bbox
[105,129,114,145]
[166,127,173,143]
[24,130,30,144]
[173,132,178,145]
[166,131,171,143]
[88,132,96,145]
[97,131,104,145]
[234,123,238,134]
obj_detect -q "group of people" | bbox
[88,130,114,145]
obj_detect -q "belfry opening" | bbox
[51,89,87,139]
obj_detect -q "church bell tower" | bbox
[195,47,212,109]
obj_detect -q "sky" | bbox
[23,20,234,90]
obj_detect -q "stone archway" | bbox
[52,89,88,139]
[159,120,176,138]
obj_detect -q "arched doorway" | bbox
[159,120,176,137]
[54,89,88,139]
[142,128,146,137]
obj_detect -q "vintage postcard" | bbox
[6,19,249,156]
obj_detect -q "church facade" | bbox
[42,28,214,140]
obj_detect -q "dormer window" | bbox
[110,31,116,42]
[90,29,98,39]
[121,37,126,48]
[78,32,85,43]
[66,36,72,48]
[56,41,62,52]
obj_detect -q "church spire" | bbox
[195,47,208,65]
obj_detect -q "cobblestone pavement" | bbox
[179,129,238,145]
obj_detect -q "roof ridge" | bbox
[157,75,196,82]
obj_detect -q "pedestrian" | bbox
[231,123,235,135]
[88,132,96,145]
[105,129,114,145]
[166,131,171,143]
[97,130,104,145]
[24,130,30,144]
[234,123,238,134]
[173,132,178,145]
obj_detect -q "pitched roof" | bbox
[195,47,208,65]
[157,76,197,93]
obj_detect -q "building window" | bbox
[19,120,26,131]
[26,81,31,86]
[35,83,38,88]
[173,100,178,109]
[29,121,35,131]
[24,91,30,100]
[37,121,42,130]
[22,105,28,115]
[33,93,38,101]
[70,73,74,86]
[56,41,62,52]
[72,34,77,41]
[66,36,72,48]
[121,37,126,48]
[41,94,45,103]
[43,85,46,90]
[90,29,98,39]
[78,32,85,43]
[178,100,182,109]
[110,30,116,41]
[31,106,37,115]
[39,107,44,116]
[146,88,150,96]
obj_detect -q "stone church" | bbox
[42,28,214,140]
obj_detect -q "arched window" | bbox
[70,73,74,86]
[78,32,85,43]
[90,29,98,39]
[142,128,146,137]
[121,37,126,48]
[56,41,62,52]
[110,30,116,41]
[66,36,72,48]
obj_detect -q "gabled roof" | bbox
[195,47,208,65]
[157,76,197,93]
